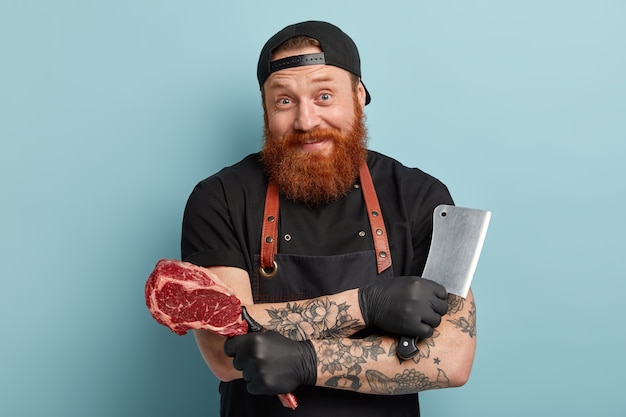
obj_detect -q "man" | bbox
[181,21,476,417]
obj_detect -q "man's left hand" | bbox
[224,331,317,395]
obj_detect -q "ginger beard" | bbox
[261,101,367,206]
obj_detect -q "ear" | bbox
[356,81,367,108]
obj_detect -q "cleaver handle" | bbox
[397,336,420,360]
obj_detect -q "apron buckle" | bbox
[259,260,278,278]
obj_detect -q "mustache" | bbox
[282,129,344,147]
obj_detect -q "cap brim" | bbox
[362,81,371,105]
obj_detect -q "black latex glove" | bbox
[359,276,449,338]
[224,331,317,396]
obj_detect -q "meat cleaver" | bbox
[396,204,491,360]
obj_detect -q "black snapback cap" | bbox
[257,21,371,105]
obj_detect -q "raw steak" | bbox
[145,259,248,336]
[145,259,298,410]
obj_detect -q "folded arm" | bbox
[194,265,476,393]
[222,290,475,395]
[311,291,476,394]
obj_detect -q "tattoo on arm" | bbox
[447,299,476,338]
[317,336,450,394]
[264,298,361,341]
[318,336,386,391]
[447,294,465,314]
[366,368,451,394]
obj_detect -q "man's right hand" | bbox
[358,276,449,338]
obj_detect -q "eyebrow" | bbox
[267,74,338,90]
[266,79,291,90]
[309,75,334,84]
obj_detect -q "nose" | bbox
[294,101,320,132]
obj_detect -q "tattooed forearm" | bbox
[296,292,475,395]
[314,335,456,394]
[447,299,476,338]
[366,368,451,394]
[264,298,362,341]
[317,336,386,390]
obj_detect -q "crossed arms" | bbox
[193,265,476,396]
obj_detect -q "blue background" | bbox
[1,1,624,416]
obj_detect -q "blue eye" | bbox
[279,98,291,105]
[320,93,331,101]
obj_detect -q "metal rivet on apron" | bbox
[358,230,366,237]
[354,184,360,189]
[371,210,379,217]
[267,216,275,222]
[265,236,273,243]
[376,228,383,236]
[284,234,292,241]
[379,251,387,258]
[259,261,278,278]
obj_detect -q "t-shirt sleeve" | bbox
[180,177,248,269]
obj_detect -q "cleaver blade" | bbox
[396,204,491,360]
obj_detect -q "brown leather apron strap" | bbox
[259,162,392,278]
[260,182,280,277]
[359,162,392,274]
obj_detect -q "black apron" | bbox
[219,164,420,417]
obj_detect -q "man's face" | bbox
[263,45,367,156]
[261,45,368,205]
